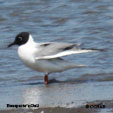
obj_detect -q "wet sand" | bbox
[0,106,97,113]
[1,100,113,113]
[1,79,113,113]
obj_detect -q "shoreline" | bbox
[0,106,97,113]
[1,100,113,113]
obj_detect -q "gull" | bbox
[8,32,101,85]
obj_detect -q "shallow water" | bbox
[0,0,113,112]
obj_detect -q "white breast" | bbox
[18,45,35,67]
[18,45,48,73]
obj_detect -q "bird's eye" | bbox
[18,37,22,41]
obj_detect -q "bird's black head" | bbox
[8,32,29,47]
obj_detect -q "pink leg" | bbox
[44,74,48,85]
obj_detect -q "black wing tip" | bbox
[91,48,106,52]
[81,48,106,52]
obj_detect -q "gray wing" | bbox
[34,42,98,59]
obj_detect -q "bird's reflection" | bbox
[22,83,85,108]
